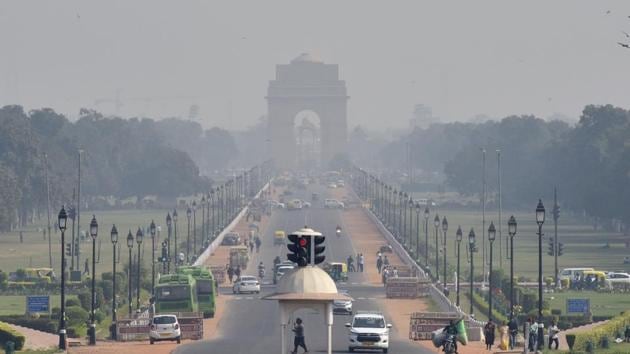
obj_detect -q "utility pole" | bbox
[44,153,52,268]
[76,149,83,269]
[553,187,560,288]
[497,150,502,268]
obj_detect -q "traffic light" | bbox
[548,237,555,256]
[161,241,168,262]
[287,234,308,267]
[553,204,560,220]
[65,243,72,256]
[558,242,564,256]
[312,235,326,265]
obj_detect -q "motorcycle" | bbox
[258,267,265,278]
[336,228,341,237]
[442,334,457,354]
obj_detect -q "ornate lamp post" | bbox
[442,216,448,290]
[434,214,440,282]
[455,226,462,307]
[172,209,178,270]
[397,190,403,240]
[402,192,408,246]
[150,220,156,296]
[415,203,421,261]
[408,196,414,252]
[192,201,197,259]
[186,206,192,264]
[57,206,68,350]
[135,228,143,311]
[166,213,172,273]
[488,221,496,322]
[536,199,546,350]
[210,189,215,240]
[201,196,206,251]
[508,215,517,320]
[468,228,476,315]
[126,230,133,315]
[110,225,118,340]
[424,207,430,267]
[88,215,98,345]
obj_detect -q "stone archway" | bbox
[267,53,349,170]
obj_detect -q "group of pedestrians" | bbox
[346,253,365,273]
[226,264,241,284]
[479,317,560,352]
[376,253,390,273]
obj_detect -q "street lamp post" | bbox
[136,228,143,311]
[408,197,414,253]
[442,216,448,291]
[434,214,440,282]
[424,207,430,267]
[201,196,206,251]
[192,201,197,259]
[88,215,98,345]
[508,216,517,320]
[173,210,178,270]
[455,226,462,307]
[186,207,192,264]
[57,207,68,350]
[488,221,496,322]
[150,220,156,296]
[415,203,421,261]
[536,199,546,350]
[398,191,403,240]
[468,228,476,315]
[110,225,118,340]
[126,231,133,315]
[402,193,407,247]
[166,213,172,273]
[210,189,215,240]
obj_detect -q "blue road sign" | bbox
[26,295,50,314]
[566,298,590,314]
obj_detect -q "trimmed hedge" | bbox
[0,316,57,334]
[0,321,26,350]
[574,311,630,351]
[469,292,508,324]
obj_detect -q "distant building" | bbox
[410,104,438,130]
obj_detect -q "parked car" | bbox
[233,275,260,294]
[149,314,181,344]
[346,312,392,353]
[288,199,303,210]
[606,272,630,285]
[221,232,241,246]
[324,199,345,209]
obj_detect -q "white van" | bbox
[559,268,594,281]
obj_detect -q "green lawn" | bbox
[0,295,77,316]
[543,342,630,353]
[0,209,203,281]
[544,290,630,317]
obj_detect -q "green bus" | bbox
[155,274,199,314]
[177,266,217,318]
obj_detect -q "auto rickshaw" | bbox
[581,270,609,290]
[274,230,286,245]
[324,262,348,282]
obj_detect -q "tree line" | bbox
[0,106,239,231]
[374,104,630,228]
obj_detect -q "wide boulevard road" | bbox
[175,184,432,354]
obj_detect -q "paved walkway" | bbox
[6,323,57,350]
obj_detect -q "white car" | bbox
[233,275,260,294]
[333,290,353,315]
[327,183,337,189]
[606,272,630,285]
[302,201,311,208]
[149,314,181,344]
[346,312,392,353]
[324,199,345,209]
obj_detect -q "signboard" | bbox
[566,298,590,314]
[26,295,50,314]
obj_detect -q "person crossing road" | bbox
[291,318,308,354]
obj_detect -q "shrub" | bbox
[566,334,576,350]
[66,298,80,307]
[0,321,26,350]
[469,292,508,324]
[0,316,56,334]
[551,309,562,316]
[65,306,88,327]
[573,311,630,351]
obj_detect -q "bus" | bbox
[177,266,217,318]
[155,274,199,314]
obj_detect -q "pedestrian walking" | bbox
[291,318,308,354]
[347,255,355,272]
[508,317,518,350]
[528,318,539,352]
[227,266,234,284]
[392,267,399,278]
[381,268,390,285]
[625,325,630,342]
[358,254,364,272]
[548,320,559,350]
[376,256,383,274]
[484,319,496,350]
[148,297,156,319]
[249,241,254,253]
[235,265,241,280]
[255,236,261,253]
[83,258,90,276]
[383,255,390,267]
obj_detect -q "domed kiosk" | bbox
[264,228,352,354]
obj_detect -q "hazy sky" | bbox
[1,1,630,130]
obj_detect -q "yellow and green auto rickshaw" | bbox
[324,262,348,282]
[274,230,286,245]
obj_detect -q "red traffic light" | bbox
[299,238,308,247]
